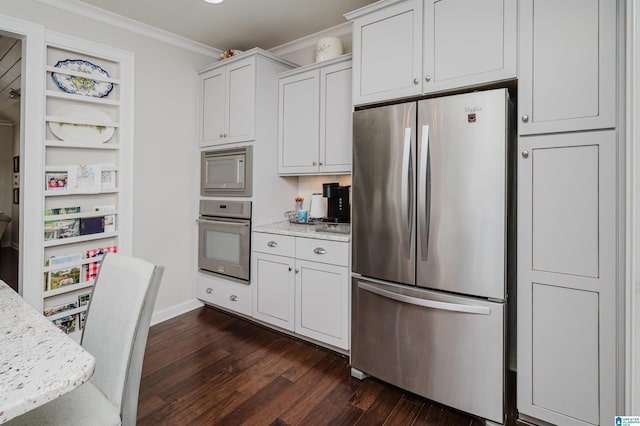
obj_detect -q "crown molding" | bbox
[269,22,352,57]
[35,0,220,58]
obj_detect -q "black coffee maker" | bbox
[322,182,350,223]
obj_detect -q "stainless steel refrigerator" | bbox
[351,88,515,424]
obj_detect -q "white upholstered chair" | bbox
[8,253,164,426]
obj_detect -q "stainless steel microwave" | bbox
[201,146,253,197]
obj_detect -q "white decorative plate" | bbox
[49,105,115,143]
[51,59,114,98]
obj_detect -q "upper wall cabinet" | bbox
[199,51,296,148]
[200,56,255,146]
[518,0,616,134]
[345,0,516,106]
[278,55,352,175]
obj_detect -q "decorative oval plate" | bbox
[51,59,114,98]
[49,105,115,143]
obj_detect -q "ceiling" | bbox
[79,0,377,51]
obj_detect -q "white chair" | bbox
[8,253,164,426]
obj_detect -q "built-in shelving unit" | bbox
[34,31,134,342]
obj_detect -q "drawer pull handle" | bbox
[229,295,238,302]
[267,241,278,248]
[206,288,213,294]
[314,247,327,255]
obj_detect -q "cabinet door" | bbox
[278,69,320,174]
[225,57,256,143]
[319,61,353,174]
[422,0,516,93]
[351,0,423,105]
[201,68,226,146]
[518,0,616,134]
[517,131,617,425]
[295,259,349,350]
[252,252,295,331]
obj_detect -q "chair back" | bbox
[81,253,163,426]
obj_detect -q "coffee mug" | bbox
[297,209,308,222]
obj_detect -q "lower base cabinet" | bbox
[197,271,252,317]
[252,232,350,350]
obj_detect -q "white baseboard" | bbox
[150,298,204,326]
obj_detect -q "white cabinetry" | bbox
[517,0,616,135]
[252,232,350,350]
[196,271,252,317]
[278,55,352,175]
[200,56,255,146]
[517,1,619,424]
[34,32,133,342]
[346,0,516,105]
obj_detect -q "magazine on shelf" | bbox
[78,293,91,307]
[47,253,82,268]
[67,164,101,192]
[85,246,117,281]
[52,314,77,334]
[44,218,79,241]
[44,301,78,317]
[44,206,81,216]
[95,205,116,232]
[46,264,82,291]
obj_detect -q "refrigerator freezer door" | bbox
[417,89,507,300]
[352,102,416,286]
[351,277,505,423]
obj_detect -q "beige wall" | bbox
[0,0,215,317]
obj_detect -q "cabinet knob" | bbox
[521,115,529,123]
[319,161,323,166]
[206,287,213,294]
[295,268,300,273]
[219,133,224,138]
[267,241,278,248]
[288,266,292,272]
[313,247,327,255]
[312,161,317,166]
[413,78,419,85]
[425,75,431,82]
[522,150,529,159]
[229,294,238,302]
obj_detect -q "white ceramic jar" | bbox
[315,37,344,62]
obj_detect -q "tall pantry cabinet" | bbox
[516,1,620,425]
[26,32,133,342]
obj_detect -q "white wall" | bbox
[0,0,216,317]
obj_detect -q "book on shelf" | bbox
[80,216,105,236]
[52,314,77,334]
[44,301,78,317]
[85,245,117,281]
[95,205,116,232]
[44,206,81,216]
[44,218,79,241]
[46,259,82,291]
[47,253,82,268]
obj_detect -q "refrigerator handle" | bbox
[419,124,430,261]
[358,281,491,315]
[401,127,412,259]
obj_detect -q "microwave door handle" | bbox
[358,281,491,315]
[238,159,245,185]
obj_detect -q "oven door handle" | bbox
[197,218,250,226]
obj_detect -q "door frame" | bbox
[0,14,45,304]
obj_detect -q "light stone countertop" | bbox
[0,280,95,423]
[254,221,350,242]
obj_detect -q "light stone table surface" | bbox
[0,280,95,423]
[254,220,350,242]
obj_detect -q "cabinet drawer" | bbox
[295,238,349,267]
[197,271,252,317]
[253,232,295,257]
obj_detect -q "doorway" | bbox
[0,34,20,291]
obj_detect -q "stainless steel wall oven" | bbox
[198,200,251,282]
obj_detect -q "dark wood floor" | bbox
[138,306,517,426]
[0,246,18,292]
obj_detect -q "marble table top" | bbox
[0,280,95,423]
[254,220,350,242]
